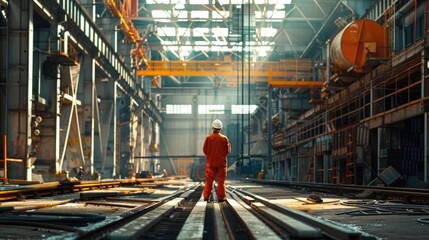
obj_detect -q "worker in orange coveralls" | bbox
[203,119,231,202]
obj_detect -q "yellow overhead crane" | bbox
[137,59,324,89]
[103,1,321,89]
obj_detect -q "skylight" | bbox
[190,0,209,3]
[255,11,285,19]
[161,40,179,45]
[191,11,209,19]
[212,28,228,37]
[158,27,176,37]
[254,0,292,4]
[176,11,188,19]
[146,0,170,4]
[214,0,291,4]
[218,0,243,4]
[193,28,209,37]
[164,46,179,51]
[194,46,210,51]
[151,10,170,19]
[145,0,293,59]
[195,41,209,45]
[178,28,191,37]
[212,11,229,19]
[211,46,229,52]
[259,28,277,37]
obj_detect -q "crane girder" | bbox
[136,60,324,88]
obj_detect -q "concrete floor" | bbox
[239,182,429,240]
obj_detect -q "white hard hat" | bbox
[212,119,223,129]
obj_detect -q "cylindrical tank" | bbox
[330,19,386,73]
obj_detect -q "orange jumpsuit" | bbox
[203,131,231,201]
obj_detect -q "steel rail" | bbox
[76,183,198,239]
[217,197,249,239]
[247,179,429,203]
[231,186,364,240]
[208,189,229,240]
[176,193,207,240]
[0,179,196,239]
[106,185,200,239]
[0,212,105,227]
[0,220,85,234]
[213,201,229,240]
[76,189,189,240]
[140,186,204,239]
[227,186,323,239]
[0,178,178,202]
[224,189,282,240]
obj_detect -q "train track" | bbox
[0,178,197,239]
[1,178,428,239]
[247,179,429,204]
[223,186,371,240]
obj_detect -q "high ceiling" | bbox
[133,0,363,62]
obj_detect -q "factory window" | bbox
[405,24,413,47]
[231,105,258,114]
[166,104,192,114]
[416,15,424,40]
[198,105,225,114]
[190,0,209,3]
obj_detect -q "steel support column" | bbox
[58,62,85,173]
[129,106,138,177]
[267,87,273,180]
[7,0,34,180]
[323,154,328,183]
[94,79,116,178]
[110,82,117,177]
[118,96,132,178]
[423,49,428,182]
[425,112,428,182]
[134,110,144,174]
[0,3,6,139]
[377,128,382,175]
[81,55,95,175]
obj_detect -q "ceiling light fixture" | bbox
[275,0,292,9]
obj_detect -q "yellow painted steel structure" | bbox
[177,159,193,176]
[105,0,150,69]
[137,59,324,88]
